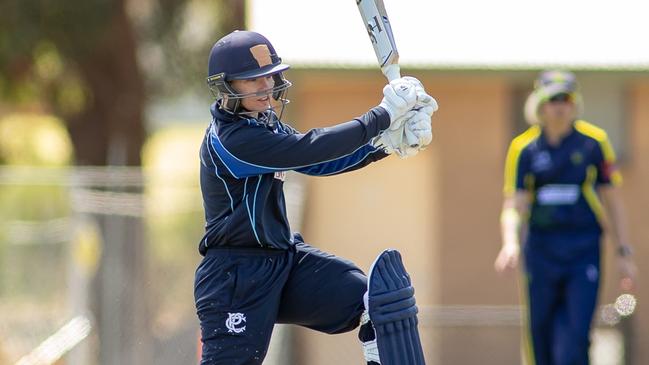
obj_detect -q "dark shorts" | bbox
[194,240,367,365]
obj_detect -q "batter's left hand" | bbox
[404,106,435,148]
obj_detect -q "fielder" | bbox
[494,70,637,365]
[194,30,437,365]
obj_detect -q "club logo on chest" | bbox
[532,151,553,172]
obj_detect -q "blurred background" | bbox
[0,0,647,364]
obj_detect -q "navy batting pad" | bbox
[367,249,425,365]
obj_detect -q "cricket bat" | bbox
[357,0,421,149]
[356,0,401,82]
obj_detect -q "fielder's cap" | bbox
[523,70,582,124]
[533,70,578,100]
[207,30,289,81]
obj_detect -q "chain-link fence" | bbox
[0,166,632,365]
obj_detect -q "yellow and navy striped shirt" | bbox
[504,120,621,238]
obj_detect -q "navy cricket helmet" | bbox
[206,30,291,114]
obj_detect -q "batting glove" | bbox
[400,76,437,147]
[402,76,438,111]
[405,106,434,147]
[372,106,435,158]
[379,78,418,125]
[372,110,417,158]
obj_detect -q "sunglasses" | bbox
[548,93,573,103]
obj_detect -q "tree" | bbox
[0,0,245,165]
[0,1,244,363]
[1,0,141,164]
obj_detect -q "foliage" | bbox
[0,113,72,220]
[0,0,112,110]
[0,0,235,112]
[0,113,73,165]
[142,125,204,261]
[0,114,72,303]
[136,0,227,98]
[0,0,240,167]
[142,125,205,332]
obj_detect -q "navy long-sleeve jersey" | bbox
[198,102,390,254]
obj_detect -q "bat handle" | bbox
[382,64,401,82]
[382,63,421,149]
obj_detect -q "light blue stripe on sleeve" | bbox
[296,144,379,176]
[210,131,380,178]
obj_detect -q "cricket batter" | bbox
[195,30,437,365]
[495,70,637,365]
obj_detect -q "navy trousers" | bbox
[194,239,367,365]
[523,243,601,365]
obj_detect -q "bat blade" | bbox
[357,0,422,151]
[356,0,401,81]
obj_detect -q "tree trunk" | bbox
[63,1,150,364]
[223,0,246,32]
[67,0,145,166]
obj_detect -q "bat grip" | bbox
[383,63,421,149]
[382,64,401,82]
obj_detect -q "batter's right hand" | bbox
[379,78,417,125]
[402,76,439,111]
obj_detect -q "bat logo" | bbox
[366,16,383,44]
[368,16,383,33]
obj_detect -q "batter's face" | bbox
[230,76,275,114]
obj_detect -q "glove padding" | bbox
[400,77,437,147]
[403,76,439,111]
[404,106,434,147]
[379,78,418,123]
[372,106,435,158]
